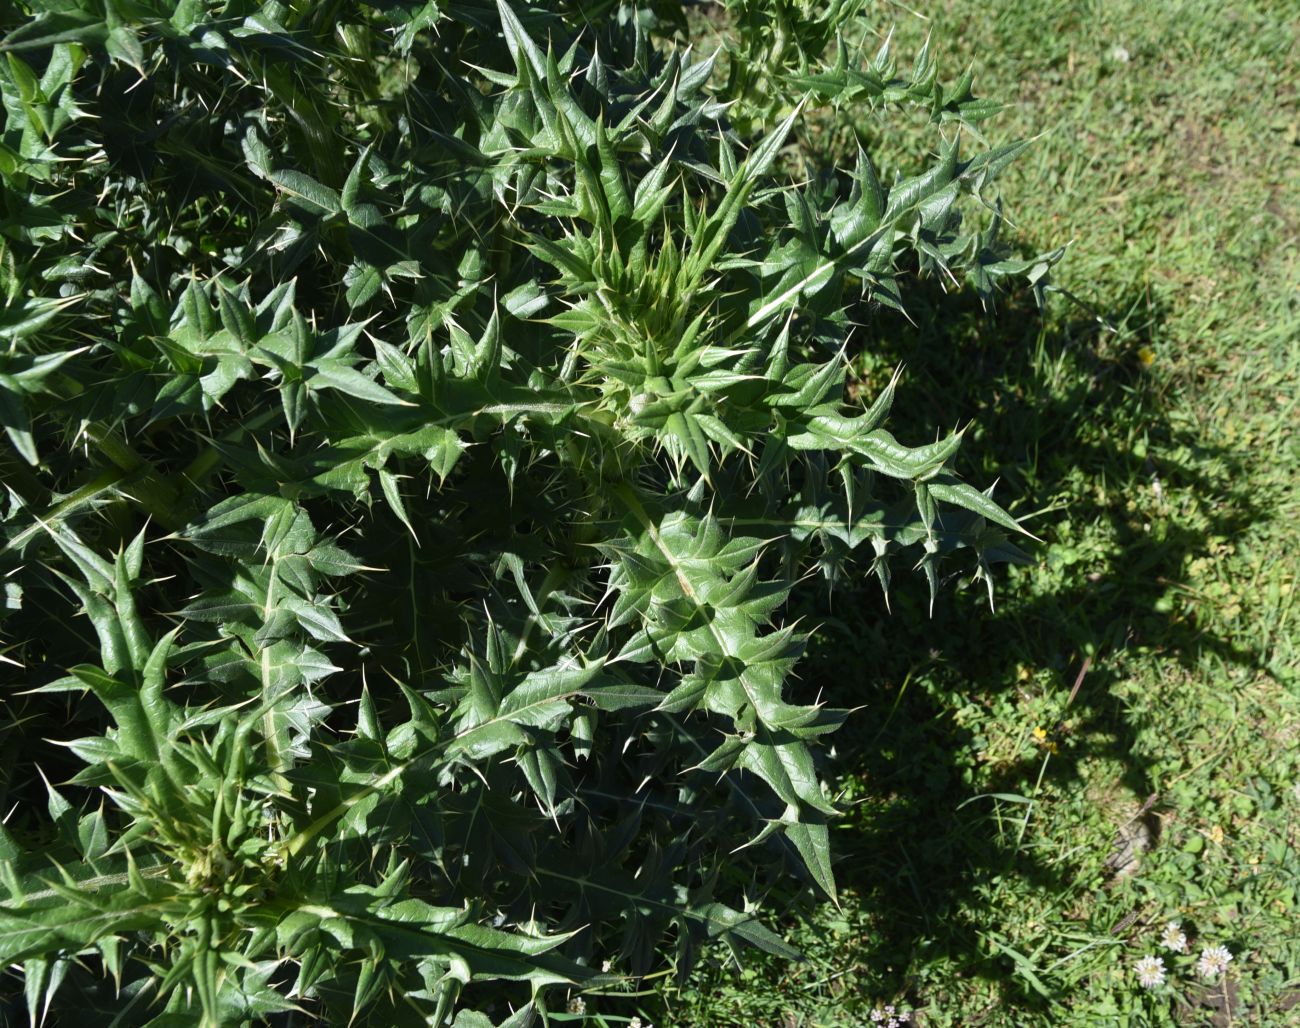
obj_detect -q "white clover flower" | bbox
[628,1019,643,1028]
[1134,954,1166,988]
[1197,944,1233,980]
[566,996,587,1015]
[872,1003,909,1026]
[1160,921,1188,953]
[601,959,612,973]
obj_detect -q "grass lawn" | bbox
[643,2,1300,1025]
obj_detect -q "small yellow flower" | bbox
[1137,346,1156,367]
[1209,824,1224,844]
[1030,726,1058,754]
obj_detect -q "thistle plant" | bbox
[0,0,1055,1023]
[707,0,1010,141]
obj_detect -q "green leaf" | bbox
[692,902,800,960]
[582,682,664,710]
[927,474,1038,539]
[342,146,372,218]
[216,285,255,347]
[1,12,108,52]
[344,264,383,308]
[309,361,412,406]
[379,468,417,538]
[280,593,350,643]
[783,819,836,901]
[0,377,37,464]
[269,169,342,215]
[496,0,546,81]
[105,26,144,71]
[499,663,604,719]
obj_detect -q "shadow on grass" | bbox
[778,281,1270,1019]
